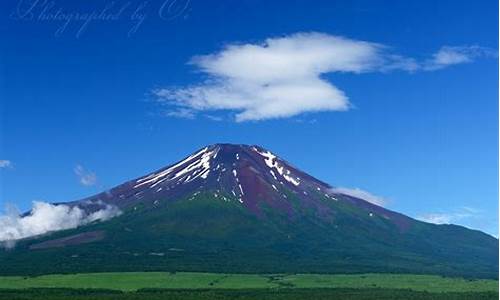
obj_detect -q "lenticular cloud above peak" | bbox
[154,32,492,122]
[155,33,374,122]
[191,33,383,81]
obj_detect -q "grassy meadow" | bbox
[0,272,497,294]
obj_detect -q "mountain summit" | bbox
[1,144,498,278]
[80,143,334,215]
[78,144,401,222]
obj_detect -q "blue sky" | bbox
[0,0,498,235]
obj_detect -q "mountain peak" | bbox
[74,143,416,232]
[76,144,407,225]
[75,144,413,230]
[78,143,335,217]
[203,143,271,156]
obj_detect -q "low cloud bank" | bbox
[0,201,121,248]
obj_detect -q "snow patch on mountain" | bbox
[254,149,301,186]
[134,147,217,189]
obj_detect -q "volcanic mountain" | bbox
[1,144,498,278]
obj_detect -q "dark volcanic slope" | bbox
[1,144,498,278]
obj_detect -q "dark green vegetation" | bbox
[0,288,497,300]
[1,194,497,278]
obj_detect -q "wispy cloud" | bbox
[415,207,498,236]
[154,32,494,122]
[163,108,196,119]
[423,46,495,70]
[0,160,12,169]
[330,186,386,206]
[74,164,97,186]
[0,201,121,248]
[417,206,480,225]
[418,213,457,224]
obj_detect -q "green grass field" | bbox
[0,272,497,293]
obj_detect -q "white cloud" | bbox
[74,164,97,186]
[163,108,196,119]
[417,213,456,224]
[330,186,386,206]
[416,207,500,236]
[0,160,12,169]
[423,46,495,70]
[417,206,479,225]
[154,32,494,122]
[0,201,121,247]
[155,33,366,122]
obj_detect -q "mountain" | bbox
[1,144,498,278]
